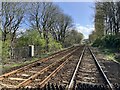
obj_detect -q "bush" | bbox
[92,38,103,47]
[101,35,120,48]
[2,40,10,59]
[114,37,120,49]
[92,35,120,49]
[48,35,62,52]
[62,30,83,48]
[16,30,46,49]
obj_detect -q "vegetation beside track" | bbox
[91,45,120,63]
[99,48,120,63]
[2,50,62,74]
[90,35,120,63]
[1,2,83,62]
[89,2,120,63]
[91,35,120,63]
[2,54,49,74]
[1,46,72,74]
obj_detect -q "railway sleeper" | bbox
[1,83,120,90]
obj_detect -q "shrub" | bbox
[92,38,103,47]
[92,35,120,49]
[48,35,62,52]
[2,40,10,59]
[16,30,46,49]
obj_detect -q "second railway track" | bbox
[0,45,81,88]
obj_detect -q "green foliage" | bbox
[16,30,46,48]
[92,38,102,47]
[0,40,2,57]
[17,30,62,52]
[92,35,120,49]
[0,29,2,57]
[89,31,98,43]
[94,3,104,38]
[48,34,62,52]
[2,40,10,59]
[1,28,11,59]
[64,30,83,47]
[102,35,120,49]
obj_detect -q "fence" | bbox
[11,45,46,60]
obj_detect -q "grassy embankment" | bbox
[100,48,120,63]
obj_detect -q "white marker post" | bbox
[29,45,34,57]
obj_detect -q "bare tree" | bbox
[2,2,26,58]
[28,2,63,51]
[28,2,73,51]
[53,13,73,43]
[100,2,120,35]
[28,2,43,36]
[2,2,26,42]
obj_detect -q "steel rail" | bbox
[67,47,85,90]
[17,47,79,87]
[0,46,75,80]
[88,47,114,90]
[39,56,73,88]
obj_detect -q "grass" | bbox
[99,47,120,63]
[1,46,70,74]
[2,52,50,72]
[2,49,60,73]
[2,57,39,73]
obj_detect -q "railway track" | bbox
[91,47,120,89]
[0,45,81,88]
[48,47,84,87]
[68,47,114,90]
[0,46,75,77]
[1,46,119,90]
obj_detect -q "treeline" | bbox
[89,1,120,49]
[1,2,83,59]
